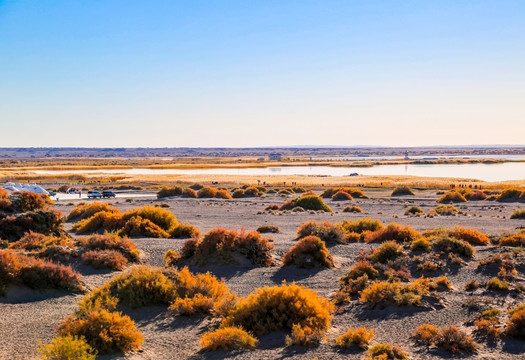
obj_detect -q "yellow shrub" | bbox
[67,202,119,221]
[285,324,323,346]
[200,327,257,351]
[413,324,440,345]
[282,236,334,268]
[364,343,408,360]
[335,327,374,349]
[38,335,96,360]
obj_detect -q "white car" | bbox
[87,191,102,199]
[66,188,81,194]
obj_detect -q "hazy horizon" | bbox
[1,1,524,147]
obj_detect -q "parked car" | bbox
[87,191,102,199]
[66,188,81,194]
[47,190,57,196]
[102,190,116,198]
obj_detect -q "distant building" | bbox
[269,153,282,160]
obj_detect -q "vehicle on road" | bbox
[102,190,116,198]
[47,190,57,196]
[66,188,81,194]
[87,190,102,199]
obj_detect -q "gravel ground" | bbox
[1,189,524,359]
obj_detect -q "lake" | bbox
[32,161,525,182]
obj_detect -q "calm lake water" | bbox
[33,162,525,182]
[310,154,525,161]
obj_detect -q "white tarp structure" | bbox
[1,182,49,195]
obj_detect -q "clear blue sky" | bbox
[1,1,524,147]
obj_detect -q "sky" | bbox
[0,0,524,148]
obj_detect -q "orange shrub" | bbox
[222,282,333,335]
[466,191,487,201]
[58,309,143,354]
[118,216,169,238]
[505,309,525,340]
[342,205,363,213]
[37,335,96,360]
[169,222,201,238]
[367,241,404,264]
[81,250,128,270]
[156,185,183,198]
[67,202,119,221]
[413,324,440,345]
[200,327,257,351]
[282,236,334,268]
[183,187,198,198]
[121,205,177,231]
[364,343,408,360]
[499,230,525,247]
[437,191,467,203]
[0,209,64,241]
[341,218,384,234]
[9,191,49,212]
[9,231,75,251]
[297,220,344,243]
[364,223,422,243]
[0,197,11,211]
[340,261,379,283]
[78,234,140,262]
[391,186,415,196]
[331,191,353,201]
[360,277,438,308]
[72,211,123,233]
[335,327,374,349]
[434,326,477,354]
[285,324,323,346]
[280,195,332,212]
[197,186,233,199]
[321,187,368,199]
[164,250,181,267]
[447,226,490,245]
[256,225,279,233]
[215,189,233,199]
[498,188,525,202]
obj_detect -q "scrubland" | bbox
[1,185,525,360]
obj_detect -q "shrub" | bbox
[200,327,257,351]
[281,195,332,212]
[321,187,368,199]
[437,191,467,203]
[0,197,11,211]
[430,204,459,216]
[297,221,344,243]
[364,343,408,360]
[364,223,422,244]
[360,277,438,308]
[38,335,97,360]
[340,261,379,283]
[505,309,525,339]
[67,202,119,221]
[157,185,183,198]
[232,189,245,198]
[282,236,334,268]
[78,234,140,262]
[82,250,128,270]
[342,205,363,213]
[432,234,475,258]
[164,250,181,267]
[264,204,280,211]
[183,188,198,198]
[510,209,525,219]
[189,183,204,190]
[58,309,143,354]
[437,276,452,290]
[413,324,440,345]
[331,191,353,201]
[0,210,64,241]
[448,226,490,245]
[466,191,488,201]
[335,327,374,349]
[404,206,424,216]
[118,216,169,238]
[498,230,525,247]
[474,318,501,339]
[244,186,262,197]
[216,189,233,199]
[341,218,384,234]
[169,222,201,238]
[197,187,233,199]
[301,190,317,196]
[0,250,83,294]
[464,280,479,291]
[9,191,49,212]
[256,225,279,233]
[498,188,525,202]
[486,277,509,291]
[367,241,404,264]
[434,326,477,354]
[72,211,123,233]
[121,206,177,231]
[285,323,323,346]
[9,231,75,251]
[411,237,431,252]
[222,282,333,335]
[391,186,414,196]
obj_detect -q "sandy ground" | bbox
[1,188,524,360]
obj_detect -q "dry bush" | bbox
[364,343,408,360]
[0,189,12,211]
[256,225,279,233]
[413,324,440,345]
[429,205,459,216]
[285,324,323,346]
[72,211,123,233]
[156,185,183,198]
[434,326,477,354]
[466,191,488,201]
[498,230,525,247]
[321,187,368,199]
[58,309,143,354]
[232,189,245,198]
[391,186,415,196]
[335,327,374,349]
[437,191,467,203]
[474,318,501,339]
[341,261,379,284]
[505,309,525,340]
[164,250,181,267]
[432,234,475,258]
[82,250,128,270]
[264,204,280,211]
[0,249,83,294]
[498,188,525,202]
[197,187,233,199]
[367,241,404,264]
[118,216,169,238]
[38,335,97,360]
[189,183,204,190]
[297,221,344,243]
[216,189,233,199]
[67,202,119,221]
[359,277,439,308]
[9,191,49,212]
[222,282,333,335]
[282,236,334,268]
[183,188,198,198]
[364,223,422,244]
[448,226,490,245]
[0,210,64,241]
[78,234,140,262]
[486,277,509,291]
[341,218,384,236]
[464,280,479,291]
[280,195,332,212]
[404,206,424,216]
[121,206,177,231]
[411,237,431,252]
[510,209,525,219]
[301,190,317,196]
[437,276,452,290]
[331,191,353,201]
[342,205,363,213]
[169,222,201,238]
[200,327,257,351]
[9,231,75,251]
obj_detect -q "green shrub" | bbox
[256,225,279,233]
[510,209,525,219]
[404,206,424,216]
[341,218,384,234]
[281,195,332,212]
[391,186,414,196]
[486,277,509,291]
[432,234,475,258]
[429,205,459,216]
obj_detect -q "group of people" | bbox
[450,183,482,190]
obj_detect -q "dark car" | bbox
[87,190,102,199]
[102,190,116,198]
